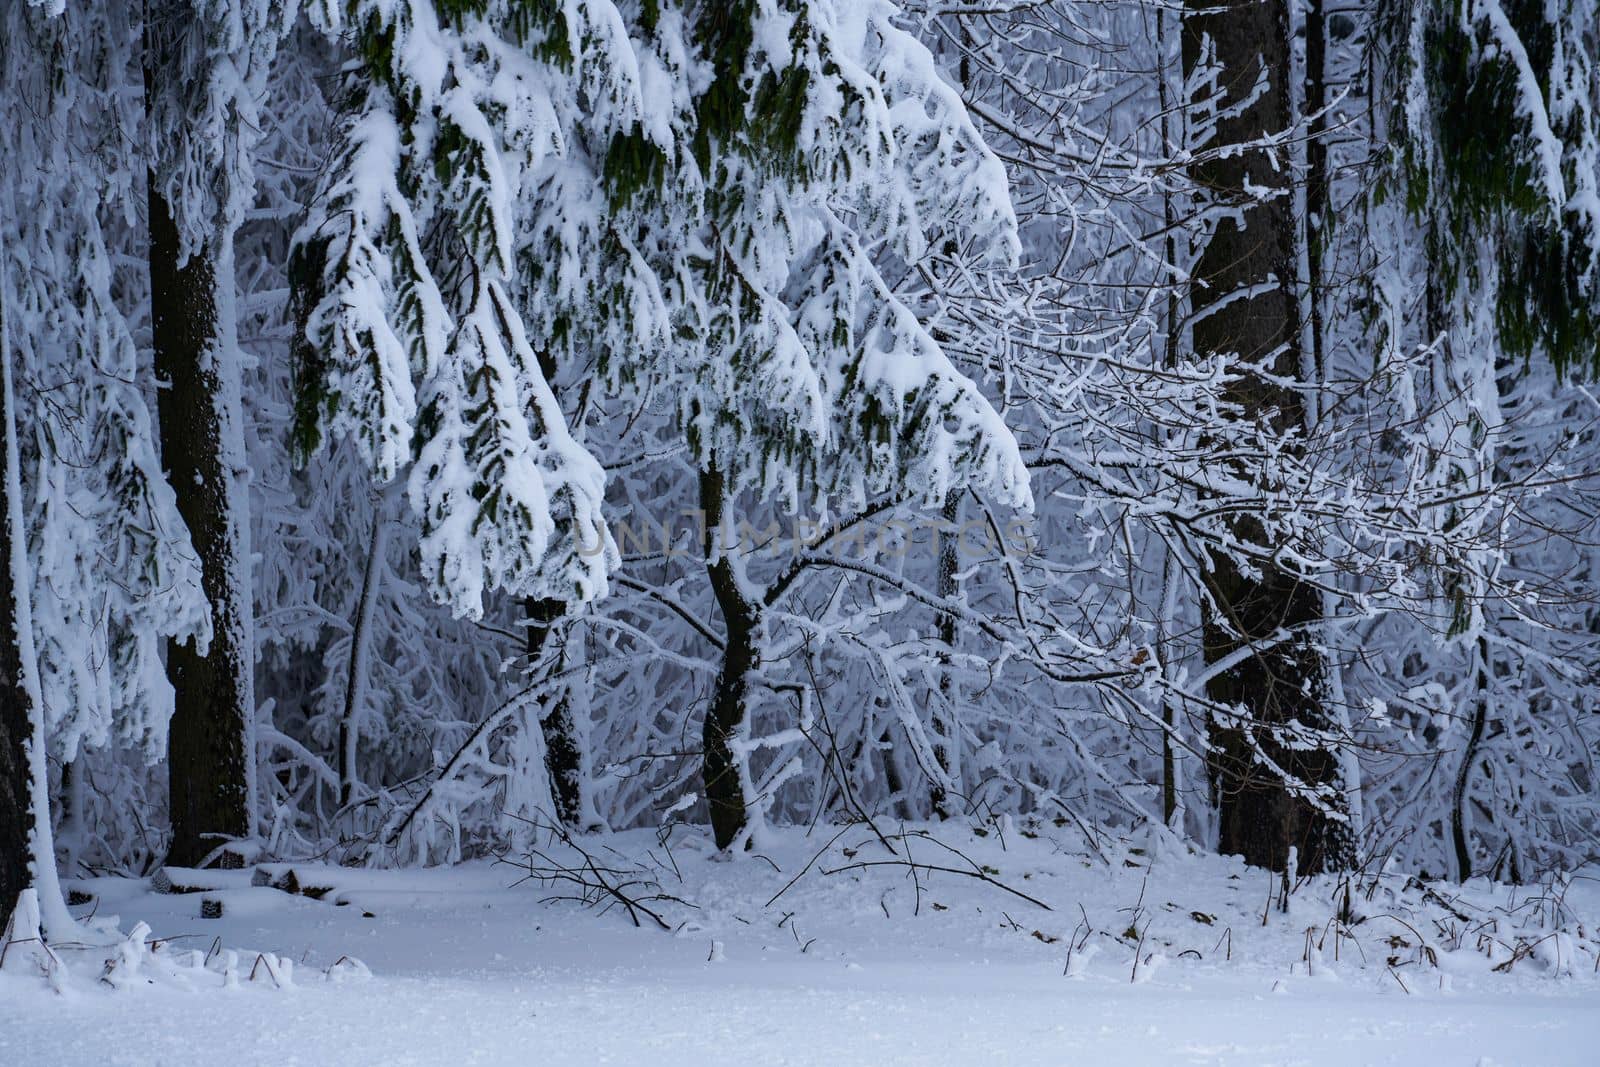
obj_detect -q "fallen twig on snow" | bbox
[819,858,1052,911]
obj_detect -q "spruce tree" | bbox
[144,0,290,866]
[1,0,210,907]
[1388,0,1599,375]
[1382,0,1600,879]
[295,1,1027,848]
[292,0,628,832]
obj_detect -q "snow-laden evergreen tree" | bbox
[142,0,297,866]
[1354,0,1600,879]
[15,40,210,779]
[0,258,59,938]
[292,0,1029,851]
[1387,0,1599,373]
[622,1,1028,850]
[291,0,642,848]
[0,0,211,912]
[292,0,619,620]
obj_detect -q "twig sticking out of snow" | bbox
[820,858,1052,911]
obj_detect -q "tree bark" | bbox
[1158,3,1185,834]
[699,469,758,850]
[0,277,70,936]
[1183,0,1351,874]
[930,490,961,819]
[147,178,255,867]
[1452,635,1492,881]
[1303,0,1329,390]
[526,594,582,826]
[1159,550,1183,830]
[521,337,585,827]
[339,500,389,811]
[927,24,975,823]
[0,294,32,934]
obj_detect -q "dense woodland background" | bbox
[2,0,1599,937]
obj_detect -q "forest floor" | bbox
[2,819,1597,1066]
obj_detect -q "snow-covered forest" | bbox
[2,1,1599,1062]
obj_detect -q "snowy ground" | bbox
[3,820,1597,1066]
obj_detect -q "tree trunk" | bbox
[927,25,975,823]
[339,499,389,811]
[0,292,32,934]
[147,178,255,867]
[0,278,70,937]
[1158,3,1185,834]
[526,595,582,826]
[1183,0,1351,874]
[520,338,584,826]
[930,490,961,818]
[1159,550,1184,830]
[56,756,85,872]
[1452,635,1492,881]
[1303,0,1329,391]
[699,469,758,850]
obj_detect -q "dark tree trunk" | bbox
[526,595,582,826]
[1158,4,1182,833]
[1183,0,1350,874]
[147,178,254,867]
[927,27,975,823]
[520,339,584,826]
[930,490,961,819]
[699,469,758,850]
[1304,0,1329,388]
[1159,554,1181,829]
[0,296,33,934]
[1452,636,1492,881]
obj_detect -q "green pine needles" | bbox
[1390,0,1600,373]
